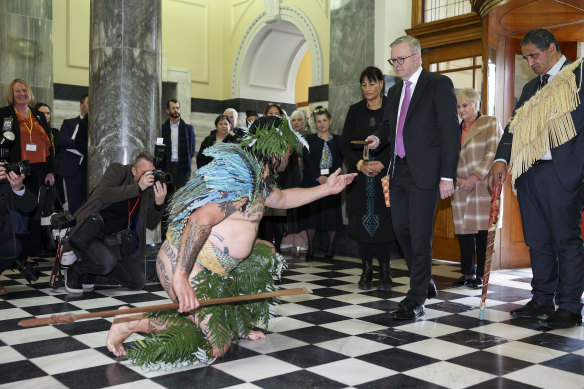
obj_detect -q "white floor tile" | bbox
[471,322,541,340]
[31,349,114,375]
[324,305,384,319]
[320,318,387,335]
[307,358,395,386]
[405,361,496,389]
[0,326,67,345]
[274,302,318,316]
[484,341,566,363]
[213,355,300,381]
[394,321,464,338]
[504,365,584,389]
[267,316,314,332]
[0,346,25,363]
[398,338,477,360]
[238,333,308,354]
[316,335,392,357]
[0,376,68,389]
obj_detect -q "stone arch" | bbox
[231,4,323,99]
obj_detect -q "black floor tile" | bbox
[13,336,90,358]
[22,302,82,316]
[54,363,144,388]
[429,314,493,330]
[214,343,261,363]
[152,366,244,388]
[254,369,345,389]
[467,377,540,389]
[289,310,351,325]
[358,373,447,389]
[0,360,47,384]
[268,344,347,368]
[540,353,584,375]
[517,332,584,352]
[311,287,352,298]
[296,297,350,310]
[358,347,440,372]
[426,301,476,314]
[113,292,166,304]
[438,330,509,350]
[448,351,532,375]
[54,318,114,336]
[279,326,348,344]
[358,327,429,347]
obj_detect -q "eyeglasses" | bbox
[168,106,180,111]
[387,53,417,66]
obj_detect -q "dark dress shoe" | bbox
[391,299,424,320]
[377,261,392,292]
[358,260,373,290]
[539,309,582,329]
[305,251,314,261]
[510,300,555,318]
[324,252,335,260]
[427,283,438,299]
[452,276,475,288]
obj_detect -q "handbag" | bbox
[380,159,392,208]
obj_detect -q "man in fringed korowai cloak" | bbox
[488,29,584,329]
[105,115,356,369]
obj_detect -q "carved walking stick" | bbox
[479,176,503,320]
[18,287,311,328]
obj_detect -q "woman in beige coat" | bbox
[452,88,503,289]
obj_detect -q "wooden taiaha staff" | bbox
[18,287,312,328]
[479,176,503,320]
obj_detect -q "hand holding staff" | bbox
[18,287,312,328]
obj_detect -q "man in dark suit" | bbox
[56,94,89,214]
[161,99,196,193]
[488,29,584,329]
[367,35,459,320]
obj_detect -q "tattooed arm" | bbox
[172,200,243,313]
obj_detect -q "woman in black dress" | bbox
[341,67,395,291]
[302,107,343,259]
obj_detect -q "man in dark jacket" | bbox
[63,151,167,293]
[56,94,89,213]
[161,99,196,192]
[0,162,37,294]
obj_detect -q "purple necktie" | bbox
[395,81,412,158]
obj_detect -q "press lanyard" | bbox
[127,196,140,228]
[15,108,34,142]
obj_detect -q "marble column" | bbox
[329,0,375,133]
[0,0,53,108]
[88,0,161,191]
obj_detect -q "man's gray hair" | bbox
[390,35,421,54]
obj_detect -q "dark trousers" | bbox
[73,236,145,290]
[64,172,84,214]
[458,231,488,279]
[391,157,440,305]
[516,161,584,313]
[357,241,393,263]
[22,163,45,258]
[0,232,21,273]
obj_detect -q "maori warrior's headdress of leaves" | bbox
[239,115,308,175]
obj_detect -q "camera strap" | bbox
[127,196,140,228]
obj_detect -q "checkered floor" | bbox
[1,254,583,389]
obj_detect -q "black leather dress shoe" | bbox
[391,299,424,320]
[539,309,582,329]
[427,283,438,299]
[510,300,555,318]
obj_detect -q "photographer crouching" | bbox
[62,151,167,293]
[0,161,37,295]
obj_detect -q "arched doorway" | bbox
[231,4,323,106]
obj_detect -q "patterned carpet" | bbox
[0,254,583,389]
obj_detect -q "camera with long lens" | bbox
[4,160,31,176]
[152,142,173,184]
[152,169,173,184]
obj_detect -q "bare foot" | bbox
[246,330,266,340]
[106,306,139,357]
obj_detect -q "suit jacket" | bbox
[301,133,343,188]
[452,115,503,234]
[373,68,460,189]
[56,115,88,178]
[494,59,584,192]
[69,163,163,264]
[161,118,196,179]
[0,105,55,175]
